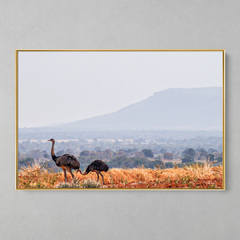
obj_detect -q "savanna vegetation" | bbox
[18,133,223,189]
[18,161,223,189]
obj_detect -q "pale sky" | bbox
[18,51,223,128]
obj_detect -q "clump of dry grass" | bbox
[18,163,62,188]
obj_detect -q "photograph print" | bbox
[16,50,225,190]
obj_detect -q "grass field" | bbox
[18,162,223,189]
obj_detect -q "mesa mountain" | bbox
[59,87,222,131]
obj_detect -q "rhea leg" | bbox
[99,172,105,185]
[66,167,74,180]
[63,169,67,182]
[71,171,75,180]
[95,172,100,182]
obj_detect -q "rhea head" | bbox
[48,138,55,143]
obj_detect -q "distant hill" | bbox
[60,87,223,131]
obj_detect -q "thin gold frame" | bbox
[15,49,225,190]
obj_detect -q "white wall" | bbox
[0,1,238,239]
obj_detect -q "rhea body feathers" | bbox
[48,138,82,181]
[82,160,109,184]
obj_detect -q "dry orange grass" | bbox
[18,163,223,189]
[18,164,62,188]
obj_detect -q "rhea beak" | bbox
[48,139,51,141]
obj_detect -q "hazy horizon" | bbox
[18,51,223,128]
[20,86,222,129]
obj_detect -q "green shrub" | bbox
[164,162,174,168]
[55,179,101,189]
[18,157,35,169]
[81,179,101,188]
[217,156,223,163]
[55,179,81,188]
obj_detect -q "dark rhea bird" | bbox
[82,160,109,185]
[48,138,82,182]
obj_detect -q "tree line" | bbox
[18,147,222,171]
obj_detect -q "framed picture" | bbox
[16,50,225,190]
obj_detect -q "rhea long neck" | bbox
[51,141,57,161]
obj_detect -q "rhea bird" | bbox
[48,138,82,182]
[81,160,109,185]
